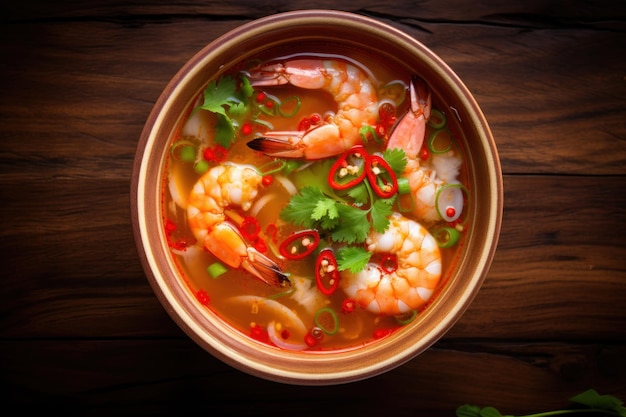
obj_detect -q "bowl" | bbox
[131,9,502,385]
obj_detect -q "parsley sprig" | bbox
[457,389,626,417]
[279,148,407,273]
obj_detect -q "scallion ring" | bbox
[314,307,339,335]
[278,95,301,117]
[427,128,453,154]
[428,108,446,130]
[432,226,461,248]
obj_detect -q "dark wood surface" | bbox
[1,1,625,415]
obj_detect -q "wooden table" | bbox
[2,1,625,415]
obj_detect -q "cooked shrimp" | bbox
[246,58,379,159]
[388,76,464,223]
[187,163,290,287]
[340,213,442,315]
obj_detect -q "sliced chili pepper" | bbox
[365,154,398,198]
[380,254,398,274]
[278,229,320,260]
[341,298,357,313]
[315,248,340,295]
[328,145,368,190]
[240,216,261,241]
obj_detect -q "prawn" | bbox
[187,163,290,287]
[340,213,442,315]
[388,76,464,223]
[246,58,379,159]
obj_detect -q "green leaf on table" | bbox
[456,405,482,417]
[570,389,626,416]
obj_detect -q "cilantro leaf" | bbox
[280,186,324,228]
[214,114,235,148]
[336,246,372,273]
[382,148,408,175]
[331,204,369,244]
[346,182,369,205]
[199,76,239,116]
[370,196,395,233]
[312,198,338,222]
[196,75,254,148]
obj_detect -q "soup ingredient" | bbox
[340,212,442,315]
[207,262,228,279]
[314,307,339,335]
[187,163,289,287]
[315,248,340,295]
[387,76,464,224]
[267,321,307,351]
[387,75,431,159]
[327,145,367,190]
[196,75,254,148]
[365,154,398,198]
[228,295,308,335]
[246,58,379,159]
[456,389,626,417]
[278,229,320,260]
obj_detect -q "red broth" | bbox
[162,50,469,352]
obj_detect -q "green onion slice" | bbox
[379,79,407,106]
[314,307,339,335]
[428,109,446,130]
[278,96,301,117]
[427,129,453,154]
[395,310,418,325]
[432,226,461,248]
[170,139,197,160]
[258,159,287,176]
[207,262,228,279]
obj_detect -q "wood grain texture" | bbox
[1,0,625,413]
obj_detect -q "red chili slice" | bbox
[240,216,260,241]
[328,145,368,190]
[278,229,320,260]
[315,248,340,295]
[380,254,398,274]
[366,154,398,199]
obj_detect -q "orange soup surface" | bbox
[162,48,469,352]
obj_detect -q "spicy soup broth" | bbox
[162,45,469,352]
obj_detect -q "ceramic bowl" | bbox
[131,9,502,385]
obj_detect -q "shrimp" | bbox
[187,163,290,287]
[340,213,442,315]
[246,58,379,159]
[388,76,464,223]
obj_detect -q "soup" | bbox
[162,48,469,352]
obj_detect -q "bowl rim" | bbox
[131,9,503,385]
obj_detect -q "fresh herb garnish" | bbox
[336,246,372,273]
[456,389,626,417]
[197,75,254,148]
[280,149,407,273]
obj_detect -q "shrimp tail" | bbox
[387,75,432,159]
[242,248,292,288]
[247,133,306,158]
